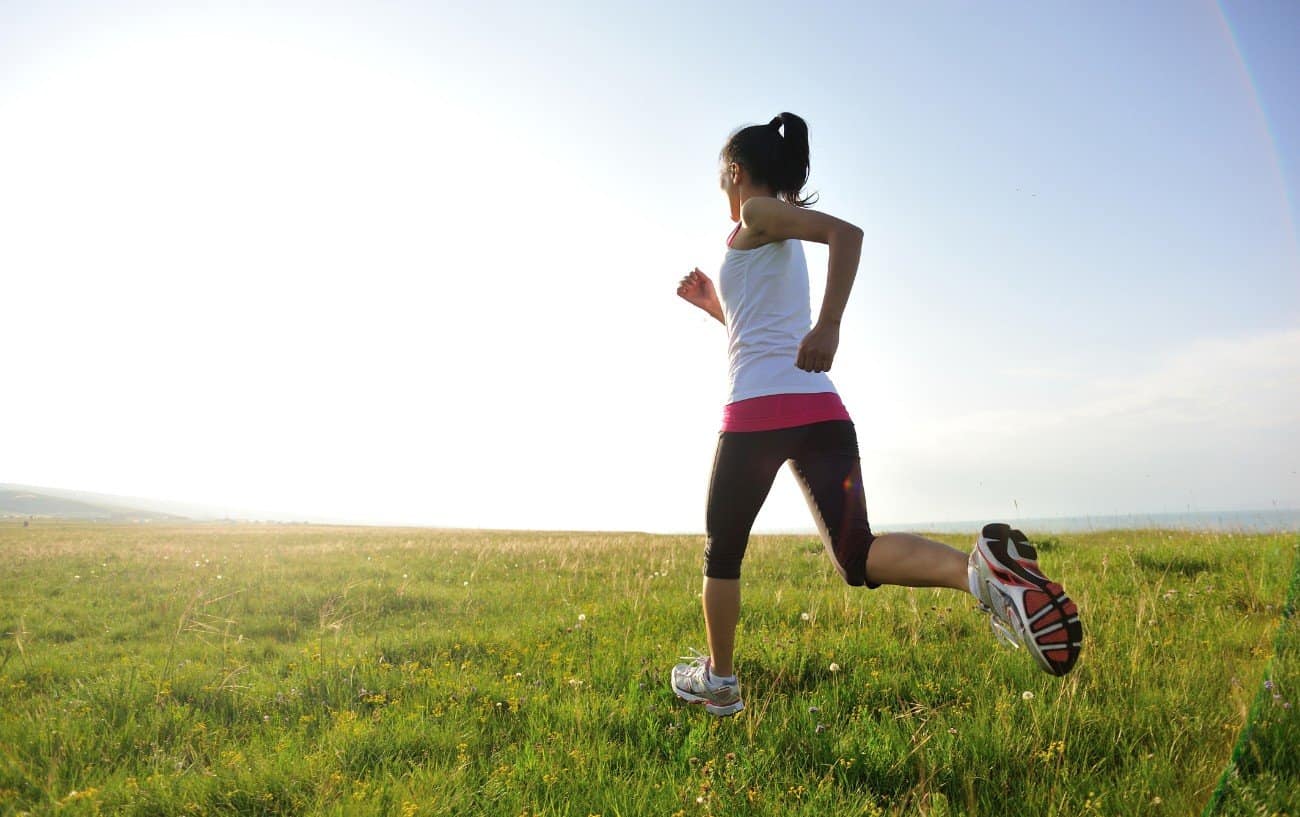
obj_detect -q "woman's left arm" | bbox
[740,197,864,372]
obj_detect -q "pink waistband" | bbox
[721,391,852,432]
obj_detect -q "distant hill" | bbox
[0,485,189,521]
[0,483,321,523]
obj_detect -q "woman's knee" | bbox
[703,535,746,580]
[832,528,877,587]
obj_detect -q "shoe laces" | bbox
[975,599,1023,650]
[678,647,710,668]
[988,610,1023,649]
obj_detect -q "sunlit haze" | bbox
[2,2,1298,531]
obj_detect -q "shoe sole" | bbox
[977,523,1082,676]
[671,684,745,717]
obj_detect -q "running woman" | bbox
[671,112,1082,717]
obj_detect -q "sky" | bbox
[1,1,1297,533]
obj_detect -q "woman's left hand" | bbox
[796,323,840,373]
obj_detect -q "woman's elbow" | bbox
[833,224,864,246]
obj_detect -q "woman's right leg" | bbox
[864,533,969,591]
[789,421,969,592]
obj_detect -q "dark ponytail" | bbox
[720,111,818,207]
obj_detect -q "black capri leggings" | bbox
[704,420,879,587]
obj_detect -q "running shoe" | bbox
[968,522,1082,676]
[671,650,744,716]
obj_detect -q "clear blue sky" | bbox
[1,1,1296,531]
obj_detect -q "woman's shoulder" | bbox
[730,198,787,250]
[739,196,861,248]
[728,220,798,253]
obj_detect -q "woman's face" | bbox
[719,159,742,221]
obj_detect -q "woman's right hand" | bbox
[677,267,722,319]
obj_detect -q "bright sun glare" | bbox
[3,5,1297,530]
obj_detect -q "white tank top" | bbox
[717,235,837,404]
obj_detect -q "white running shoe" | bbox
[671,650,744,717]
[968,523,1082,676]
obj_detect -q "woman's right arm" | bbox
[677,267,725,325]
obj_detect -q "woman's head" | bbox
[719,112,818,210]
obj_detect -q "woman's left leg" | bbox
[701,428,793,676]
[672,428,790,716]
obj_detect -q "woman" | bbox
[671,112,1081,717]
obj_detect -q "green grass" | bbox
[1204,534,1300,817]
[0,522,1295,816]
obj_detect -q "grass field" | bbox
[0,522,1296,816]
